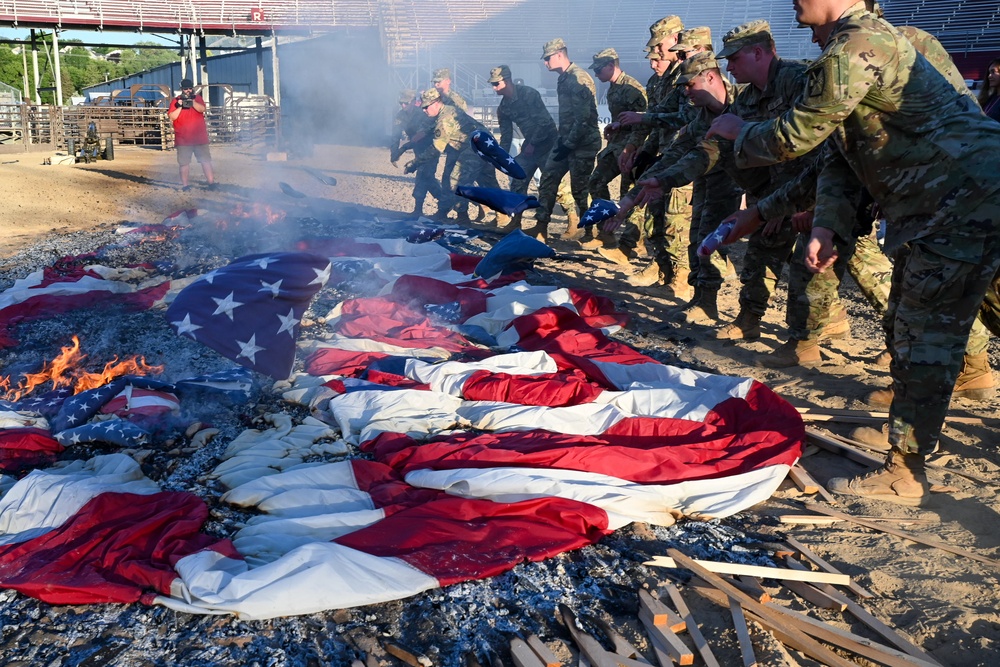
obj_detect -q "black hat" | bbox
[180,78,194,89]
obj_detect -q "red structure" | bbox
[0,0,378,34]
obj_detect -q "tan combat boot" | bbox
[872,349,891,367]
[952,352,995,401]
[561,208,584,240]
[598,245,633,267]
[524,221,549,242]
[670,287,719,325]
[868,352,995,406]
[757,339,822,368]
[664,268,693,301]
[827,450,929,506]
[628,262,664,287]
[818,312,850,340]
[717,310,762,340]
[849,423,890,452]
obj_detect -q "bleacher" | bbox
[882,0,1000,53]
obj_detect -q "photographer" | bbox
[168,78,216,191]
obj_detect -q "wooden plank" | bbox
[733,576,771,604]
[784,536,875,599]
[781,545,942,665]
[780,557,848,611]
[662,583,721,667]
[773,605,943,667]
[728,598,757,667]
[525,635,562,667]
[805,502,1000,570]
[788,465,820,494]
[638,607,695,666]
[558,605,652,667]
[637,589,686,633]
[384,641,431,667]
[795,407,983,426]
[805,427,884,466]
[511,638,548,667]
[778,514,935,526]
[664,549,858,667]
[588,616,652,665]
[689,583,936,667]
[642,556,851,586]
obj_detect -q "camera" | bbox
[179,91,194,109]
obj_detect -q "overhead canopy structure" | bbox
[0,0,379,33]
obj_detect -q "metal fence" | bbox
[0,104,281,151]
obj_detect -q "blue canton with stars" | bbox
[581,198,620,227]
[165,253,332,379]
[470,129,527,180]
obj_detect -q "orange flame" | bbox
[0,336,165,402]
[223,203,287,229]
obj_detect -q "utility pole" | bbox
[52,29,63,106]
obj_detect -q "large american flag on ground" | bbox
[0,219,803,618]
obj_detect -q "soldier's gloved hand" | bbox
[551,140,571,161]
[403,160,417,174]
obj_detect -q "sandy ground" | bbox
[1,143,1000,666]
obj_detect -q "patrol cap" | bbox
[489,65,512,83]
[675,52,720,84]
[646,50,662,61]
[590,48,618,71]
[718,20,773,58]
[541,37,567,59]
[431,68,452,83]
[398,89,417,104]
[646,15,684,48]
[669,27,713,52]
[420,88,442,108]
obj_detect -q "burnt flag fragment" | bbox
[165,253,332,379]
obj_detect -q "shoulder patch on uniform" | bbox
[806,52,849,105]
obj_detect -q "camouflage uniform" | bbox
[734,2,1000,456]
[432,69,470,197]
[632,59,696,280]
[392,92,442,211]
[409,89,498,215]
[495,77,559,199]
[588,51,648,252]
[640,54,746,292]
[536,41,601,227]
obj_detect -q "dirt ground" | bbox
[1,143,999,666]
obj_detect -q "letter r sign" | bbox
[249,8,265,21]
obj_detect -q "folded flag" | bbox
[166,253,332,380]
[455,186,540,216]
[581,199,620,227]
[471,129,527,179]
[473,230,555,279]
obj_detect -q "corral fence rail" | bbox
[0,104,281,151]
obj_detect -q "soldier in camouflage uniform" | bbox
[406,88,499,223]
[611,52,744,325]
[491,64,561,232]
[390,89,442,217]
[582,48,648,265]
[613,17,697,299]
[530,38,601,241]
[432,68,471,216]
[708,0,1000,505]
